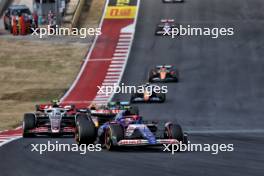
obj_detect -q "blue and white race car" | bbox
[75,110,188,150]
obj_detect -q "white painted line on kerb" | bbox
[95,95,110,98]
[0,136,9,139]
[120,34,132,38]
[108,68,123,71]
[89,58,112,62]
[113,53,127,57]
[102,82,116,85]
[104,79,119,82]
[97,92,108,95]
[106,75,120,79]
[109,64,124,68]
[111,61,126,64]
[118,39,132,42]
[116,46,129,49]
[107,69,122,72]
[112,57,126,60]
[117,42,130,46]
[0,135,21,138]
[107,72,121,75]
[0,136,22,147]
[115,49,128,53]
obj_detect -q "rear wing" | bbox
[35,104,76,112]
[156,65,172,69]
[160,19,175,23]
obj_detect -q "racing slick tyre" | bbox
[148,70,155,82]
[104,124,124,151]
[165,124,184,152]
[158,93,166,102]
[165,124,184,141]
[23,113,36,138]
[75,114,97,145]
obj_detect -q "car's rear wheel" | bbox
[158,93,166,102]
[130,93,137,103]
[75,114,97,145]
[23,113,36,138]
[104,124,124,151]
[148,70,155,82]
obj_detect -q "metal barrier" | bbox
[71,0,86,28]
[0,0,8,16]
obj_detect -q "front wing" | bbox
[131,96,164,103]
[117,139,179,146]
[27,127,75,135]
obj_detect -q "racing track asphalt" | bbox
[1,0,264,176]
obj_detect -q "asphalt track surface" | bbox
[1,0,264,176]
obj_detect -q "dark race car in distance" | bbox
[90,101,139,126]
[130,83,166,103]
[155,19,177,36]
[149,65,179,82]
[76,110,188,150]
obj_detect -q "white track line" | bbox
[111,61,126,64]
[109,64,124,68]
[108,68,123,71]
[0,136,22,147]
[104,79,119,82]
[107,72,121,75]
[89,58,112,62]
[120,34,132,38]
[116,46,129,49]
[105,75,120,79]
[117,42,130,46]
[102,82,115,85]
[112,57,126,60]
[118,39,132,42]
[115,49,128,53]
[113,53,127,57]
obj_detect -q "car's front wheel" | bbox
[104,124,124,151]
[75,114,97,145]
[23,113,36,138]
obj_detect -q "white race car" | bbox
[155,19,177,36]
